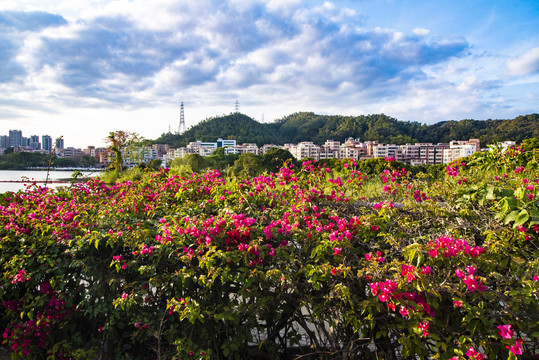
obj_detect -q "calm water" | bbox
[0,169,101,193]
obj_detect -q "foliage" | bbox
[105,131,144,172]
[0,140,538,360]
[153,112,538,147]
[0,152,97,170]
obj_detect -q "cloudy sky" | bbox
[1,0,538,148]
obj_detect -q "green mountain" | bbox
[154,112,539,147]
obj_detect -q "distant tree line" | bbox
[154,112,539,147]
[0,150,97,170]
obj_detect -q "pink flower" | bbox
[509,339,523,355]
[455,268,465,279]
[534,274,539,282]
[453,300,462,307]
[466,346,485,360]
[399,306,409,317]
[420,266,431,275]
[368,282,379,296]
[418,322,429,337]
[333,247,342,256]
[497,324,513,339]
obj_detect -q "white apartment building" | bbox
[373,144,400,158]
[226,143,259,155]
[443,145,476,164]
[289,142,320,160]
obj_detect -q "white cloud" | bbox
[507,47,539,76]
[0,0,536,147]
[413,27,430,36]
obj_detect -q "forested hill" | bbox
[154,112,539,147]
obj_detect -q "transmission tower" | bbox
[234,100,239,113]
[178,101,186,134]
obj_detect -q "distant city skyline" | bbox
[1,129,66,150]
[1,0,538,148]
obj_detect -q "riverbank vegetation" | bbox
[0,139,537,359]
[0,151,97,170]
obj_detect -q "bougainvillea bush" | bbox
[1,141,538,360]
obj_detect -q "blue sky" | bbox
[1,0,538,148]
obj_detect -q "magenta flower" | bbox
[399,306,409,317]
[418,322,429,337]
[496,324,513,339]
[333,247,342,256]
[509,339,523,355]
[465,346,485,360]
[455,268,465,279]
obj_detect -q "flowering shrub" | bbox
[1,142,538,359]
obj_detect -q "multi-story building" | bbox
[373,144,400,159]
[227,143,259,155]
[30,135,40,150]
[260,144,282,155]
[42,135,53,151]
[152,144,170,158]
[56,147,84,158]
[443,145,476,164]
[291,142,320,160]
[9,130,22,147]
[83,146,96,157]
[0,135,9,148]
[442,139,480,163]
[55,138,64,149]
[415,143,449,165]
[319,140,340,160]
[186,141,217,156]
[216,138,237,148]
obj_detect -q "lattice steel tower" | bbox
[234,100,239,113]
[178,101,186,134]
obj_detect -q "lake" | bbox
[0,169,102,193]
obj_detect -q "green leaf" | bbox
[513,210,529,227]
[504,210,520,225]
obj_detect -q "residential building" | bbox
[0,135,8,148]
[9,130,22,147]
[216,138,236,148]
[30,135,40,150]
[56,147,84,158]
[152,144,170,158]
[290,142,320,160]
[42,135,52,151]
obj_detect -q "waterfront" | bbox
[0,169,101,193]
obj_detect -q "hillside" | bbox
[154,112,539,147]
